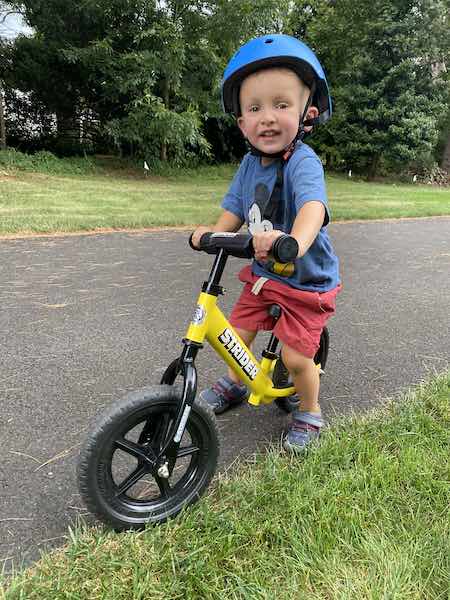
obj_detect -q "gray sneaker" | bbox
[199,376,248,414]
[283,411,324,453]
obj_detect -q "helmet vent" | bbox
[265,38,274,44]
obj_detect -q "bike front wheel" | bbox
[77,385,219,530]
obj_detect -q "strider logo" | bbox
[218,328,259,380]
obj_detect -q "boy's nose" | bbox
[260,108,276,125]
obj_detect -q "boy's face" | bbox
[237,68,317,158]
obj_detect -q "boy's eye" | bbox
[276,102,288,109]
[249,105,259,112]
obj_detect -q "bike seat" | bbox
[268,304,282,320]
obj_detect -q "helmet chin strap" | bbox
[248,140,296,160]
[248,83,317,160]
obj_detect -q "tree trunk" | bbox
[441,132,450,173]
[160,78,170,162]
[56,112,81,153]
[367,155,380,180]
[0,84,6,150]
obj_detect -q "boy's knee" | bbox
[235,327,257,346]
[281,345,313,377]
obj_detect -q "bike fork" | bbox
[159,342,201,471]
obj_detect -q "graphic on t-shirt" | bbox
[248,203,295,277]
[248,203,273,235]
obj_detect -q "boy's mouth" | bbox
[259,130,280,138]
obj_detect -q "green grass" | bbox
[0,164,236,234]
[2,371,449,599]
[327,176,450,220]
[1,152,450,234]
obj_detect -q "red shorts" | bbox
[229,265,341,358]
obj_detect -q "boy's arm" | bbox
[212,210,244,233]
[191,210,243,248]
[290,201,325,257]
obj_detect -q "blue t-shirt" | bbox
[222,143,340,292]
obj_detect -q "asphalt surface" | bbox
[1,218,449,572]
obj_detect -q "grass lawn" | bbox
[1,163,450,235]
[2,371,449,599]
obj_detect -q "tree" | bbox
[0,45,6,149]
[80,0,292,162]
[289,0,450,176]
[439,101,450,171]
[5,0,219,159]
[0,1,23,149]
[4,0,121,153]
[5,0,293,161]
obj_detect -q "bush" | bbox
[0,148,98,175]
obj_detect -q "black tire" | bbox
[77,385,219,530]
[273,327,330,414]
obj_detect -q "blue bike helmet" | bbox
[221,34,332,125]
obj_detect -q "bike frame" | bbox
[185,293,295,406]
[159,248,295,460]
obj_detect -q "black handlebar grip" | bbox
[189,231,298,262]
[272,235,299,263]
[198,232,214,252]
[188,232,214,251]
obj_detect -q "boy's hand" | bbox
[252,230,285,262]
[191,226,213,249]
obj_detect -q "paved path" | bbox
[1,218,449,571]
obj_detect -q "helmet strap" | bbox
[298,81,317,141]
[248,140,296,160]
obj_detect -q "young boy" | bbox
[192,34,341,452]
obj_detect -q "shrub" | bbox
[0,148,98,175]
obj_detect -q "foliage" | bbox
[105,96,212,167]
[0,147,98,173]
[3,87,57,151]
[3,0,292,161]
[289,0,450,176]
[436,100,450,167]
[2,0,450,173]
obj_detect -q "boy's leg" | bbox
[200,328,257,414]
[281,344,320,413]
[281,343,324,452]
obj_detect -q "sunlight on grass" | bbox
[0,168,449,234]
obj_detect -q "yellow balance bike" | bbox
[78,232,329,530]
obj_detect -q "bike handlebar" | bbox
[189,232,299,264]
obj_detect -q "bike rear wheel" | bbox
[77,385,219,530]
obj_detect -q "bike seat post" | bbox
[263,304,282,357]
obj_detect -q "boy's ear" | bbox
[237,116,248,139]
[303,106,319,133]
